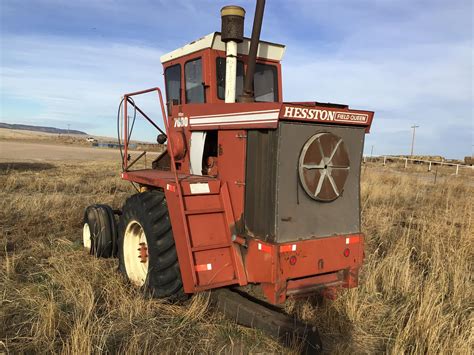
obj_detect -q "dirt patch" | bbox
[0,141,159,164]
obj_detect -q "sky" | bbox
[0,0,472,158]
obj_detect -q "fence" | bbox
[363,155,474,176]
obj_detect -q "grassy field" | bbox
[1,160,473,353]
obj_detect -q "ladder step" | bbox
[185,208,224,215]
[192,243,232,252]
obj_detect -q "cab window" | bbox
[164,64,181,105]
[216,59,278,102]
[254,63,278,102]
[216,57,245,100]
[185,58,205,103]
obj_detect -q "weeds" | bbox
[1,161,472,353]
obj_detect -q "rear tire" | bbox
[118,191,185,300]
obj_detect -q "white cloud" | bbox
[1,35,167,140]
[1,0,472,158]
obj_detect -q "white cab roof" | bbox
[160,32,286,64]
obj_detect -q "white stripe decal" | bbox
[191,109,280,119]
[190,112,279,125]
[193,120,278,127]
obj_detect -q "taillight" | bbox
[343,248,350,257]
[289,255,297,265]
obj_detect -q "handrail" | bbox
[122,87,170,170]
[126,98,166,136]
[121,87,199,286]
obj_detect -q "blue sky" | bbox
[1,0,472,158]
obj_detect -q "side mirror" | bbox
[157,134,167,144]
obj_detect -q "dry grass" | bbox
[1,160,473,354]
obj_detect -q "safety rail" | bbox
[122,87,198,286]
[122,87,169,171]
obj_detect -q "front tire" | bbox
[83,204,116,258]
[118,191,184,300]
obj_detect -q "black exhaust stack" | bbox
[240,0,265,103]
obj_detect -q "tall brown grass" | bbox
[1,161,473,353]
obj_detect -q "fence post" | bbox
[405,158,408,168]
[383,156,386,166]
[456,164,459,175]
[428,161,431,172]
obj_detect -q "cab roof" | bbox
[160,32,286,64]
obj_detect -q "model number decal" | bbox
[174,116,189,127]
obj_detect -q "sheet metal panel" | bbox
[244,122,365,243]
[244,129,278,240]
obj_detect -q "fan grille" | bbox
[298,132,350,202]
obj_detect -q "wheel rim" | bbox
[83,223,91,250]
[123,220,149,287]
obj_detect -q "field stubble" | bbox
[1,161,473,353]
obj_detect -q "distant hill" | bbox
[0,122,87,135]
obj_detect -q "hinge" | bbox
[235,134,247,139]
[235,181,246,186]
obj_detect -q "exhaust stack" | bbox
[240,0,265,103]
[221,6,245,103]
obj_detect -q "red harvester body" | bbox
[119,30,374,304]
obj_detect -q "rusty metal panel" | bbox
[276,122,365,242]
[194,248,235,285]
[244,129,278,240]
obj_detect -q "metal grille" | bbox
[298,132,350,202]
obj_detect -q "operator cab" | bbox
[160,32,285,109]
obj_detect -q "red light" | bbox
[289,256,297,265]
[343,248,350,257]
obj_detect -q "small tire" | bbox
[118,191,185,300]
[83,204,116,258]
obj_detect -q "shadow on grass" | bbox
[0,162,56,172]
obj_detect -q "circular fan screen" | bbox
[298,132,350,202]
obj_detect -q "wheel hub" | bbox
[82,222,91,250]
[138,242,148,263]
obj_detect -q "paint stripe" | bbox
[191,120,278,127]
[195,263,212,272]
[190,112,279,125]
[280,244,297,253]
[191,109,280,119]
[257,242,272,253]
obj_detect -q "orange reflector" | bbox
[343,248,350,257]
[195,263,212,272]
[280,244,297,253]
[345,236,360,245]
[257,243,272,253]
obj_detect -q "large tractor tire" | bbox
[83,204,117,258]
[118,191,184,300]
